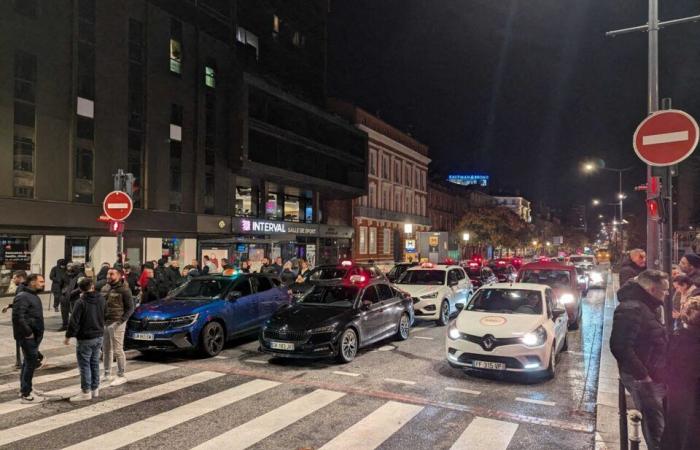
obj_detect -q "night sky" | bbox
[327,0,700,216]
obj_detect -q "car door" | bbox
[228,277,256,333]
[357,285,384,343]
[375,283,401,335]
[454,268,472,304]
[253,275,281,323]
[547,288,567,351]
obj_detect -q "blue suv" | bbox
[126,273,291,357]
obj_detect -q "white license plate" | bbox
[132,332,154,341]
[473,360,505,370]
[270,341,295,351]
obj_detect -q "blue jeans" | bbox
[76,337,103,392]
[18,337,41,396]
[620,372,666,450]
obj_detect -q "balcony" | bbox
[354,206,430,226]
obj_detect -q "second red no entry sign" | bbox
[633,109,699,166]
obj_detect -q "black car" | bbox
[259,278,414,363]
[488,263,517,283]
[289,261,385,301]
[465,264,498,288]
[386,262,419,283]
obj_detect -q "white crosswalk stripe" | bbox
[450,416,519,450]
[0,370,223,447]
[0,367,79,394]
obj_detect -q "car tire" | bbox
[336,328,358,363]
[396,313,410,341]
[561,333,568,351]
[198,321,225,357]
[546,344,557,379]
[437,300,450,326]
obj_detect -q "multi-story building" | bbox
[494,196,532,223]
[328,100,431,265]
[0,0,365,293]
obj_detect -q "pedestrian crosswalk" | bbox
[0,358,584,450]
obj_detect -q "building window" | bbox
[383,229,391,254]
[235,185,256,217]
[383,185,390,209]
[415,196,421,216]
[236,26,259,60]
[13,51,36,199]
[169,141,182,211]
[127,131,142,207]
[205,65,215,88]
[76,116,94,139]
[74,147,93,203]
[395,190,401,212]
[405,166,411,187]
[368,183,376,208]
[272,15,280,34]
[266,192,282,220]
[284,196,301,222]
[14,0,38,18]
[369,227,377,254]
[292,31,305,48]
[14,102,35,128]
[129,18,144,63]
[382,156,389,179]
[369,150,377,176]
[204,172,215,214]
[169,19,183,74]
[359,227,367,254]
[77,0,95,44]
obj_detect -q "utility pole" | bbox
[606,1,700,270]
[113,169,135,264]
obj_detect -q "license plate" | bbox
[473,360,505,370]
[132,332,154,341]
[270,341,295,351]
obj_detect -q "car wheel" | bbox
[561,333,568,351]
[396,313,410,341]
[199,321,225,357]
[437,300,450,326]
[546,344,557,379]
[336,328,358,363]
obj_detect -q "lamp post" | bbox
[462,232,470,260]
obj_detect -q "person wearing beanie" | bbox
[679,253,700,287]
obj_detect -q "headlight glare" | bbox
[170,313,199,328]
[559,293,575,304]
[590,272,603,283]
[520,325,546,347]
[448,323,461,340]
[421,291,439,299]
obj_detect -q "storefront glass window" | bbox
[304,200,313,223]
[284,195,301,222]
[266,192,282,220]
[0,237,31,295]
[235,185,257,217]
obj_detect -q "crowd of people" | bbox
[610,248,700,450]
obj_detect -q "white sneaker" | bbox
[20,393,44,404]
[110,375,127,386]
[103,373,113,383]
[91,388,99,399]
[70,391,92,402]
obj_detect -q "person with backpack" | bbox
[101,268,134,386]
[64,277,105,401]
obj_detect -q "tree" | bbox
[456,206,532,253]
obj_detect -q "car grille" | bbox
[263,328,309,342]
[463,334,522,351]
[128,319,172,332]
[458,353,523,369]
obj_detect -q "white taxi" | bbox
[394,263,472,325]
[446,283,568,378]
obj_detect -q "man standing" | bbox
[101,268,134,386]
[619,248,647,286]
[168,260,183,288]
[2,271,30,369]
[678,253,700,286]
[60,263,83,332]
[270,257,283,276]
[123,262,140,297]
[49,259,67,312]
[65,277,105,401]
[611,270,669,450]
[202,255,216,274]
[12,274,46,403]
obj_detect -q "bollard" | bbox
[619,378,628,450]
[627,409,642,450]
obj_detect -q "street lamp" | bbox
[592,199,600,206]
[403,223,413,234]
[462,232,470,242]
[532,240,538,246]
[546,241,551,247]
[598,214,604,219]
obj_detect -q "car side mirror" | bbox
[552,308,566,319]
[455,303,465,311]
[227,290,242,301]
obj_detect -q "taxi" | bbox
[446,283,569,379]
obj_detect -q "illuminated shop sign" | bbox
[447,173,489,187]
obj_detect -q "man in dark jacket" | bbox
[154,258,173,298]
[619,248,647,286]
[65,277,105,401]
[11,274,46,403]
[123,263,140,297]
[611,269,669,450]
[49,259,67,312]
[101,268,134,385]
[167,260,183,288]
[678,252,700,286]
[59,263,84,331]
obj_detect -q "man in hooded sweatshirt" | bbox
[65,277,105,401]
[101,268,134,386]
[49,259,67,312]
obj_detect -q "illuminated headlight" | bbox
[590,272,603,283]
[309,325,337,334]
[559,293,575,304]
[448,323,461,340]
[169,314,199,328]
[421,291,439,299]
[520,326,546,347]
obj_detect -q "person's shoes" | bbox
[36,357,48,370]
[20,393,43,404]
[31,389,46,396]
[103,373,113,383]
[70,391,92,402]
[91,388,99,399]
[110,375,127,386]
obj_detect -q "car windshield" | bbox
[397,270,445,285]
[298,285,358,307]
[170,278,233,299]
[570,256,593,264]
[307,267,348,281]
[519,269,572,288]
[388,265,409,279]
[467,289,543,315]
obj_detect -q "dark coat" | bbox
[11,285,45,340]
[96,266,109,281]
[125,271,140,296]
[280,269,296,286]
[140,279,160,304]
[619,259,645,286]
[101,280,134,325]
[66,291,106,340]
[662,327,700,450]
[168,266,183,287]
[610,281,668,381]
[49,259,67,295]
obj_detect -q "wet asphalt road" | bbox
[0,277,608,449]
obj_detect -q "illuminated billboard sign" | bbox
[447,174,489,187]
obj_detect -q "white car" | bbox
[446,283,568,378]
[394,263,472,325]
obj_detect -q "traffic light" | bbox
[646,176,666,222]
[108,220,125,234]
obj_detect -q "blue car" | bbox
[125,273,291,357]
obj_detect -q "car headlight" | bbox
[590,272,603,283]
[559,293,575,304]
[309,324,337,334]
[169,314,199,328]
[520,325,546,347]
[421,291,439,299]
[447,322,461,340]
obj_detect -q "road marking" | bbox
[332,371,360,377]
[0,367,79,393]
[377,345,395,351]
[384,378,416,386]
[411,326,429,333]
[63,379,280,450]
[192,389,345,450]
[413,336,434,340]
[642,130,689,145]
[244,359,268,364]
[319,401,423,450]
[450,417,518,450]
[0,364,174,415]
[515,397,556,406]
[0,371,223,447]
[213,355,229,359]
[445,386,481,395]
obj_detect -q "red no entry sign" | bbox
[102,191,133,221]
[633,109,699,166]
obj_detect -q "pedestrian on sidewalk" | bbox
[2,271,31,369]
[661,296,700,450]
[280,261,296,286]
[11,274,46,404]
[610,269,669,450]
[101,268,134,386]
[678,253,700,286]
[671,275,697,330]
[64,277,105,401]
[49,259,67,312]
[123,262,140,297]
[619,248,647,286]
[59,262,84,332]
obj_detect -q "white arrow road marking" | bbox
[642,130,689,145]
[107,203,129,209]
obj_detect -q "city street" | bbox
[0,281,608,450]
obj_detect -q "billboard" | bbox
[447,173,489,187]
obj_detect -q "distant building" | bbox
[566,204,587,232]
[494,196,532,223]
